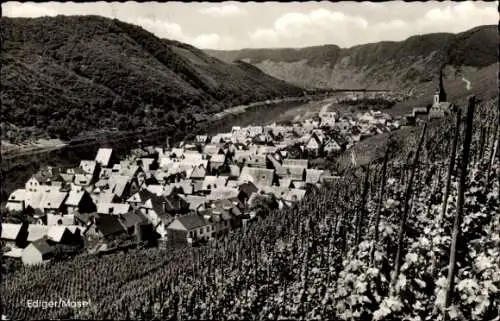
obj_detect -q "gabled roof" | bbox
[165,193,189,212]
[202,176,228,190]
[118,210,149,230]
[144,145,157,155]
[159,157,175,169]
[47,226,70,243]
[32,167,65,185]
[75,212,99,225]
[210,154,226,164]
[210,207,232,221]
[127,189,154,204]
[99,168,113,179]
[181,195,207,211]
[131,148,149,158]
[27,224,49,242]
[1,223,24,240]
[246,154,267,167]
[308,136,322,149]
[171,214,210,231]
[140,158,156,171]
[306,169,324,184]
[95,148,113,167]
[189,165,206,179]
[282,165,305,180]
[79,160,98,175]
[239,181,258,197]
[97,202,131,215]
[233,150,252,163]
[171,180,194,195]
[74,173,93,186]
[170,148,185,158]
[260,186,290,198]
[24,191,45,210]
[65,189,87,206]
[181,156,207,168]
[284,189,307,202]
[93,189,118,205]
[239,167,275,187]
[147,184,164,196]
[29,238,54,255]
[206,187,240,201]
[8,189,26,202]
[292,181,307,189]
[60,173,75,183]
[204,144,222,155]
[196,135,208,142]
[40,190,68,209]
[266,154,282,170]
[96,215,126,237]
[279,178,293,188]
[120,164,142,179]
[193,181,204,193]
[282,159,309,168]
[108,175,130,197]
[228,165,241,178]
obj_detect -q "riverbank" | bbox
[1,96,313,160]
[1,139,68,159]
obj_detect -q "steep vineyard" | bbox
[2,99,499,320]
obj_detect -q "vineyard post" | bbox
[478,126,486,164]
[437,108,462,225]
[390,122,427,293]
[370,147,389,267]
[485,112,499,191]
[442,95,475,319]
[355,165,370,247]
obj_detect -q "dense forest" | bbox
[1,16,303,142]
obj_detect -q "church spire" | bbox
[439,67,447,102]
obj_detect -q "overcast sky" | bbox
[3,1,498,50]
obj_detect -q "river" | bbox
[1,98,322,202]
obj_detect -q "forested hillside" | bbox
[206,25,498,96]
[1,16,303,141]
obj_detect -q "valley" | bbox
[1,7,498,321]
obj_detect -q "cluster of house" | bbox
[405,71,456,124]
[1,109,401,265]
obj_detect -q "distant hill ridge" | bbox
[206,25,498,92]
[1,15,303,141]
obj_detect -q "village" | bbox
[2,87,455,265]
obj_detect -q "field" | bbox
[3,97,499,321]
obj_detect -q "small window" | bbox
[57,219,63,225]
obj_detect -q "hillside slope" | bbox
[206,25,498,95]
[1,16,303,141]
